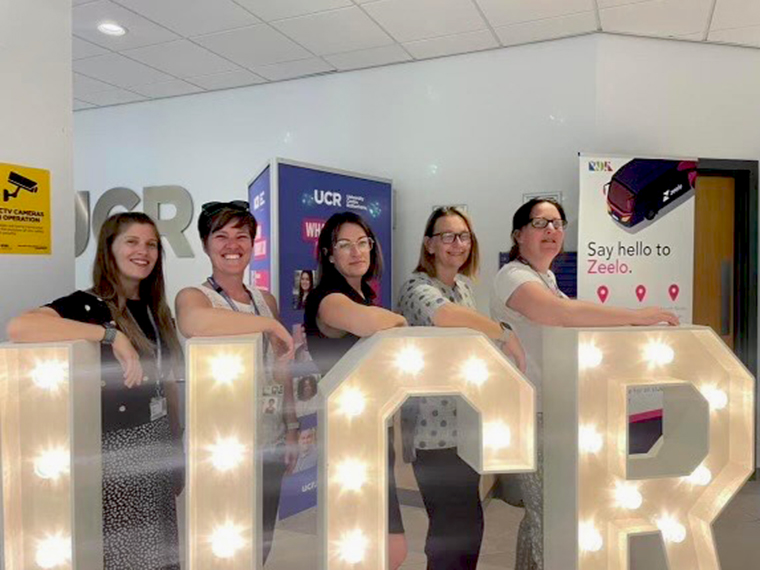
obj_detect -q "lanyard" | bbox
[206,276,261,316]
[517,257,564,298]
[126,303,164,397]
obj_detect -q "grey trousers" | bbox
[514,414,544,570]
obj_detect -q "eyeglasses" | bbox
[334,237,374,253]
[431,231,472,244]
[529,218,567,230]
[201,200,250,215]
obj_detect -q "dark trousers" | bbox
[412,448,484,570]
[262,445,288,565]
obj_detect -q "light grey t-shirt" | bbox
[489,260,567,411]
[195,284,286,446]
[397,272,476,451]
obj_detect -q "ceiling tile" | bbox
[324,44,411,71]
[77,89,147,106]
[113,0,260,37]
[122,40,241,79]
[272,6,394,55]
[600,0,713,38]
[403,29,497,59]
[187,70,267,90]
[476,0,595,28]
[73,37,110,59]
[709,25,760,47]
[74,0,98,5]
[252,58,335,81]
[74,99,98,110]
[235,0,353,22]
[362,0,487,43]
[130,80,205,98]
[495,11,597,46]
[597,0,652,7]
[73,0,179,50]
[194,24,312,68]
[74,53,175,87]
[711,0,760,31]
[74,73,118,97]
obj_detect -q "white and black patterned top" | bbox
[397,271,476,451]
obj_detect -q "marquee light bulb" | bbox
[644,342,674,366]
[335,459,368,492]
[31,360,66,391]
[337,387,366,418]
[34,447,70,480]
[337,529,368,564]
[656,515,686,543]
[700,386,728,410]
[208,437,246,472]
[579,425,604,454]
[686,465,712,486]
[35,535,71,568]
[211,523,245,559]
[484,420,511,450]
[614,482,643,510]
[463,357,489,386]
[579,522,603,553]
[395,346,424,375]
[210,355,243,385]
[579,343,603,369]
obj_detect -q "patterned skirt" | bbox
[102,417,180,570]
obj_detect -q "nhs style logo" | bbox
[588,161,613,172]
[301,189,343,208]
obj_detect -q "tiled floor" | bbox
[262,479,760,569]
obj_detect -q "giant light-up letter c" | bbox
[318,328,537,570]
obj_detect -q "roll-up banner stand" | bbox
[248,159,393,518]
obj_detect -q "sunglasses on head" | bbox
[200,200,250,215]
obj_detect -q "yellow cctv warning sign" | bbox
[0,163,51,255]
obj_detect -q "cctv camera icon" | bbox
[4,171,38,202]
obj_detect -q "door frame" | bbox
[697,158,758,473]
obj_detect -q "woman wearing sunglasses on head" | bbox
[490,198,678,570]
[303,212,408,570]
[174,200,297,564]
[396,206,526,570]
[8,212,184,570]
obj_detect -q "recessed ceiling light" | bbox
[97,22,127,36]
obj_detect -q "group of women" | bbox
[7,197,677,570]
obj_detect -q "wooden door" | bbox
[693,177,735,349]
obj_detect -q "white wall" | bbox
[0,0,73,335]
[74,35,598,308]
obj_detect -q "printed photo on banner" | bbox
[292,269,314,310]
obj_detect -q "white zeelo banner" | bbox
[578,154,697,324]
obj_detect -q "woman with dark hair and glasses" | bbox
[175,200,297,564]
[490,198,678,570]
[303,211,408,570]
[8,212,184,569]
[396,206,525,570]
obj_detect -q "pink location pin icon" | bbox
[668,284,680,301]
[635,284,647,303]
[597,285,609,304]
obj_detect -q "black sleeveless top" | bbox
[303,275,375,376]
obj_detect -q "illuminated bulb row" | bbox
[210,355,243,385]
[463,357,489,386]
[700,385,728,411]
[337,387,366,418]
[614,482,643,510]
[579,425,603,454]
[211,523,245,559]
[337,529,368,564]
[334,459,368,492]
[208,437,246,472]
[31,360,67,391]
[656,515,687,543]
[484,421,511,450]
[685,465,712,486]
[644,342,674,366]
[395,346,424,375]
[579,343,603,369]
[34,448,70,480]
[35,535,71,569]
[579,522,603,553]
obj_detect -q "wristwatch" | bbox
[286,422,300,431]
[101,323,117,345]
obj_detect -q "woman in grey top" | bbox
[397,206,525,570]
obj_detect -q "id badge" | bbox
[150,396,168,421]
